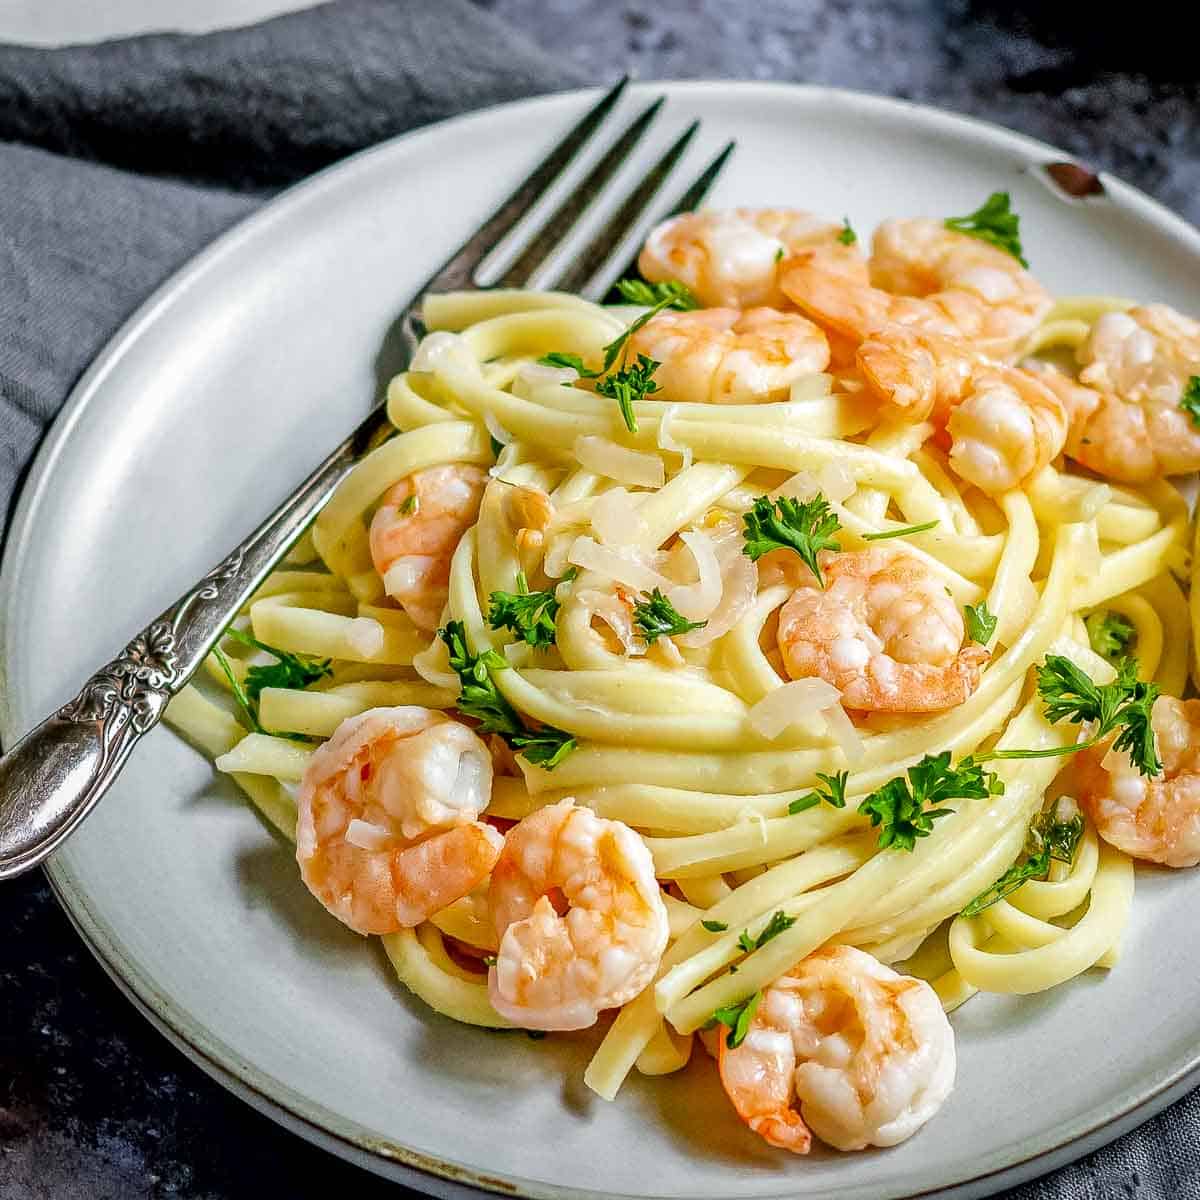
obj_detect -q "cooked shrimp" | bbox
[1073,695,1200,868]
[487,798,669,1030]
[718,945,955,1153]
[626,307,830,405]
[296,707,502,935]
[369,463,487,630]
[857,327,1067,494]
[777,547,988,713]
[638,208,865,309]
[1031,306,1200,482]
[781,217,1052,357]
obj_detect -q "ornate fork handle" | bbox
[0,402,393,881]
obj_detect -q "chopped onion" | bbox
[591,487,647,546]
[657,405,693,471]
[512,360,578,398]
[676,530,758,648]
[580,587,642,657]
[488,441,522,480]
[574,435,665,488]
[668,531,722,621]
[412,639,460,690]
[748,679,843,739]
[484,409,514,447]
[346,819,394,851]
[411,330,475,374]
[823,701,866,765]
[568,536,672,593]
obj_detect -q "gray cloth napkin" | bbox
[0,2,1196,1198]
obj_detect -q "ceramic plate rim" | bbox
[4,80,1200,1200]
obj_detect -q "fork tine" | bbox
[495,97,667,289]
[412,77,630,296]
[603,139,737,295]
[549,120,701,299]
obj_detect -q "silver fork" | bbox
[0,79,734,880]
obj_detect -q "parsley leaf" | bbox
[701,919,729,933]
[710,992,762,1050]
[980,655,1161,776]
[1180,376,1200,428]
[1085,610,1136,665]
[837,218,857,246]
[224,627,333,705]
[861,519,939,542]
[398,493,419,517]
[595,353,660,433]
[542,290,682,432]
[614,278,700,310]
[537,351,600,378]
[439,620,576,769]
[857,752,1003,852]
[788,770,849,815]
[773,246,785,263]
[735,910,796,954]
[964,601,999,647]
[741,494,842,586]
[632,588,707,644]
[944,192,1028,267]
[960,805,1085,917]
[487,569,575,650]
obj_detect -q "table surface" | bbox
[2,3,1200,1199]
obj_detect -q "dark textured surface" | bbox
[3,2,1200,1199]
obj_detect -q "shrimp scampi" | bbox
[857,327,1068,494]
[296,707,502,935]
[638,208,865,310]
[1073,696,1200,868]
[1035,305,1200,482]
[782,217,1052,358]
[718,945,956,1153]
[369,463,488,630]
[626,307,830,405]
[777,548,988,713]
[487,799,670,1030]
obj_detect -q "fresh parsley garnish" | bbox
[398,493,419,516]
[857,752,1003,852]
[944,192,1028,267]
[735,910,796,954]
[960,806,1086,917]
[539,289,688,433]
[773,246,785,263]
[1180,376,1200,428]
[709,992,762,1050]
[613,278,700,310]
[837,218,857,246]
[538,351,595,376]
[632,588,706,644]
[487,569,576,651]
[212,628,331,738]
[438,621,576,769]
[981,655,1161,777]
[1085,610,1136,665]
[482,954,498,967]
[741,494,842,586]
[861,519,939,542]
[595,353,661,434]
[788,770,849,814]
[701,919,729,933]
[964,601,999,647]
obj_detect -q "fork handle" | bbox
[0,402,393,882]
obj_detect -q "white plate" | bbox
[3,83,1200,1200]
